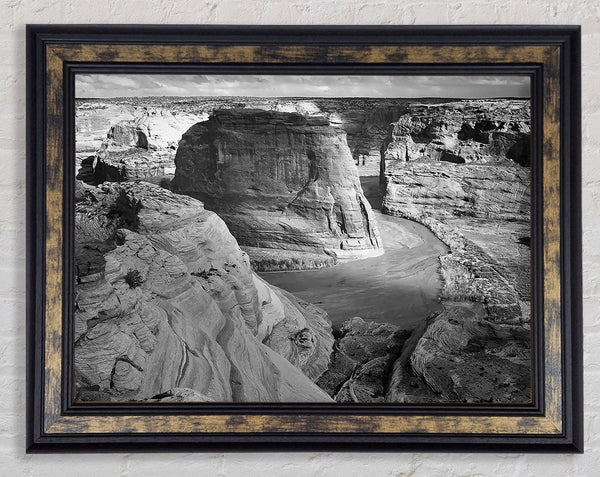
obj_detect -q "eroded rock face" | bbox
[76,101,137,153]
[76,108,205,185]
[76,97,493,180]
[388,306,530,403]
[383,163,530,223]
[171,109,383,268]
[74,181,333,402]
[76,100,209,152]
[380,99,530,170]
[380,99,532,403]
[316,317,410,402]
[381,99,530,322]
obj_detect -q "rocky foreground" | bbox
[74,181,333,402]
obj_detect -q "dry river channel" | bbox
[259,177,449,330]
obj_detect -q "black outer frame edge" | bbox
[560,26,583,453]
[26,24,581,46]
[25,432,581,454]
[530,62,546,418]
[571,24,584,455]
[25,25,47,453]
[62,62,543,418]
[25,22,34,455]
[25,24,583,452]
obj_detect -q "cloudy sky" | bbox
[76,74,530,99]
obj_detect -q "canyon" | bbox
[74,95,531,403]
[75,96,469,179]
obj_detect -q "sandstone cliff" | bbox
[379,99,532,403]
[75,96,475,179]
[170,109,383,269]
[74,181,333,402]
[380,99,530,170]
[76,107,205,185]
[76,99,208,153]
[381,99,531,320]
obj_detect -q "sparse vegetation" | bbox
[125,269,143,288]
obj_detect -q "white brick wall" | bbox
[0,1,596,474]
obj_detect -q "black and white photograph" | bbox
[73,74,532,404]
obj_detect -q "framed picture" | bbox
[26,25,582,452]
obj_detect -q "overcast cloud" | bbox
[76,74,530,99]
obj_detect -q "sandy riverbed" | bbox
[259,177,448,329]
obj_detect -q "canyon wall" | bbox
[380,99,531,315]
[170,109,383,269]
[76,105,205,185]
[75,97,446,178]
[74,180,333,402]
[74,98,533,404]
[76,99,209,153]
[379,99,532,403]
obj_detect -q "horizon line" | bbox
[75,95,531,100]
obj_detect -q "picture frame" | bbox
[26,25,582,452]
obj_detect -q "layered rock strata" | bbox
[170,109,383,269]
[381,100,531,324]
[379,99,532,403]
[76,97,531,180]
[74,181,333,402]
[380,99,530,171]
[76,100,207,153]
[76,107,205,185]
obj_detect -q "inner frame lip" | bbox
[63,62,542,417]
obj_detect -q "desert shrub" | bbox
[125,269,143,288]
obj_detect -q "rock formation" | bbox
[381,99,531,321]
[317,307,530,404]
[76,101,137,154]
[75,97,462,179]
[76,107,205,185]
[380,99,530,170]
[384,305,531,403]
[316,317,410,402]
[170,109,383,269]
[379,99,532,403]
[73,97,534,404]
[76,99,209,154]
[74,180,333,402]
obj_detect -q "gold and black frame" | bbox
[26,25,582,452]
